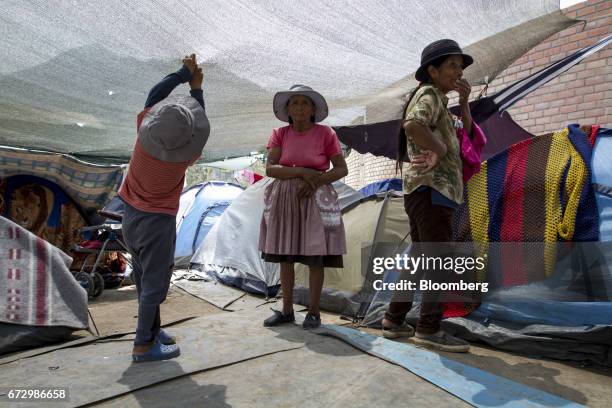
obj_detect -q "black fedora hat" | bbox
[415,39,473,83]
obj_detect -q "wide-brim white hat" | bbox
[273,84,329,123]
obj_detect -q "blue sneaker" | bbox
[132,340,180,362]
[156,329,176,345]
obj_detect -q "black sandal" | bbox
[302,312,321,329]
[263,309,295,327]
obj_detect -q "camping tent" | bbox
[592,128,612,241]
[0,216,89,355]
[189,178,282,296]
[188,178,404,298]
[175,181,244,267]
[359,178,402,196]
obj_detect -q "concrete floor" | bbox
[60,284,612,407]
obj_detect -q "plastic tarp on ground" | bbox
[0,1,576,162]
[0,216,88,355]
[175,181,244,267]
[0,307,590,408]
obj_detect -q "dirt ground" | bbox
[84,284,612,407]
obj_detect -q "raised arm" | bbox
[189,65,205,109]
[144,54,198,108]
[455,78,473,136]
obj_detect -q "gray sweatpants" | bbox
[122,202,176,346]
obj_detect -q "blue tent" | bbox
[359,178,402,196]
[592,128,612,241]
[174,181,244,266]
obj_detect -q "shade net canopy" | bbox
[0,0,575,163]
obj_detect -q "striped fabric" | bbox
[452,125,599,284]
[118,140,190,216]
[0,217,88,328]
[118,109,194,216]
[446,125,599,318]
[0,146,122,212]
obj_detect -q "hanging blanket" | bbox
[0,216,88,328]
[446,125,600,317]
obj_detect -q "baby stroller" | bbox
[72,199,130,298]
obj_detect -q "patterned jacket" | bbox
[402,85,463,205]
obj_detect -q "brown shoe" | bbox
[412,331,470,352]
[382,322,415,339]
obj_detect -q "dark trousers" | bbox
[122,202,176,346]
[384,189,454,334]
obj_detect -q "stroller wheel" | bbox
[74,271,93,297]
[91,271,105,298]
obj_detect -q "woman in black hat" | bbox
[381,39,475,352]
[259,85,348,329]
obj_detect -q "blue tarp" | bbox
[319,324,586,408]
[359,178,402,196]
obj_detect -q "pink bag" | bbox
[456,122,486,183]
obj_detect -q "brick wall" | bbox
[476,0,611,134]
[344,0,611,190]
[344,150,398,189]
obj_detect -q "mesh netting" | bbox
[0,0,574,162]
[452,125,599,288]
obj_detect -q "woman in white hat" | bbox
[259,85,348,329]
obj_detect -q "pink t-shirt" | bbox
[267,124,342,171]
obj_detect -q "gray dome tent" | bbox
[189,177,409,302]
